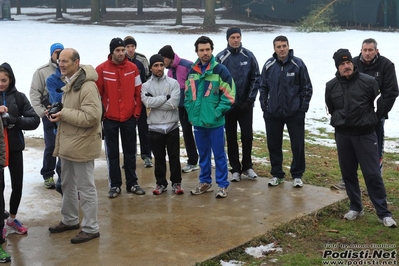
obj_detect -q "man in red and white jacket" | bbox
[96,37,145,198]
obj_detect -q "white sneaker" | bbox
[182,164,199,173]
[344,210,364,220]
[242,169,257,180]
[215,187,228,198]
[378,217,397,228]
[230,172,241,182]
[293,178,303,188]
[268,177,284,186]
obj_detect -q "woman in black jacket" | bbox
[0,62,40,235]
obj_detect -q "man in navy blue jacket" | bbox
[216,27,260,182]
[259,35,313,188]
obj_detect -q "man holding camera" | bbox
[29,43,64,189]
[48,48,103,243]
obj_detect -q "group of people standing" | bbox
[0,26,397,263]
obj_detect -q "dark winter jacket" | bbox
[0,62,40,152]
[353,53,398,119]
[127,54,147,83]
[259,49,313,117]
[166,54,192,107]
[216,44,260,106]
[325,68,383,136]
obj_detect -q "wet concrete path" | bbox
[3,138,346,266]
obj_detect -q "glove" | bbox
[3,114,20,126]
[166,94,170,100]
[240,99,254,112]
[145,92,153,97]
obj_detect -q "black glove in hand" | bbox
[166,94,171,100]
[145,92,153,97]
[4,114,20,126]
[240,99,254,112]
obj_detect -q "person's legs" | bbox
[211,126,229,189]
[60,158,79,226]
[264,112,285,178]
[166,128,182,185]
[149,131,168,187]
[179,108,198,165]
[194,126,212,184]
[137,104,152,160]
[335,133,362,212]
[120,117,139,189]
[286,112,306,179]
[238,108,254,171]
[225,108,241,173]
[375,118,384,170]
[40,116,57,186]
[8,151,23,216]
[75,160,99,233]
[103,119,122,188]
[356,133,391,218]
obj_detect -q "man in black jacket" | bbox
[325,49,396,228]
[332,38,398,190]
[216,27,260,182]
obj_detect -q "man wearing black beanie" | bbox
[216,27,260,182]
[325,48,396,227]
[124,35,153,169]
[158,45,199,174]
[96,37,146,198]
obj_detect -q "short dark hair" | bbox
[362,38,378,49]
[273,35,289,47]
[71,49,80,62]
[194,36,214,52]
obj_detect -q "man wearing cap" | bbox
[124,36,153,168]
[96,37,145,198]
[325,48,396,228]
[29,42,64,190]
[216,27,260,183]
[259,35,313,188]
[158,45,199,173]
[141,55,183,195]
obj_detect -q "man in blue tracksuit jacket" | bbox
[259,35,313,188]
[216,27,260,182]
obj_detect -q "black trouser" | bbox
[1,151,23,216]
[375,118,384,162]
[225,106,253,173]
[137,104,152,159]
[179,107,198,165]
[335,132,391,218]
[149,128,181,187]
[264,111,305,179]
[40,116,61,180]
[103,117,138,190]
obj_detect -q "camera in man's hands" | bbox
[48,102,63,116]
[1,112,10,126]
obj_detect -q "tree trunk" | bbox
[115,0,119,8]
[55,0,63,19]
[175,0,182,25]
[137,0,144,14]
[16,0,21,14]
[91,0,101,22]
[62,0,67,13]
[100,0,107,14]
[203,0,215,30]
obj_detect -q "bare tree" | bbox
[55,0,63,19]
[175,0,182,25]
[137,0,144,15]
[62,0,67,13]
[101,0,107,15]
[203,0,215,30]
[91,0,101,22]
[16,0,21,15]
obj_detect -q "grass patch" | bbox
[195,132,399,266]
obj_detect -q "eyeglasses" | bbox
[57,59,69,65]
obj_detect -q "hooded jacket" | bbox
[259,49,313,117]
[0,62,40,152]
[166,53,192,107]
[325,67,383,136]
[184,55,235,128]
[216,44,260,106]
[353,53,398,119]
[95,55,142,122]
[53,65,102,162]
